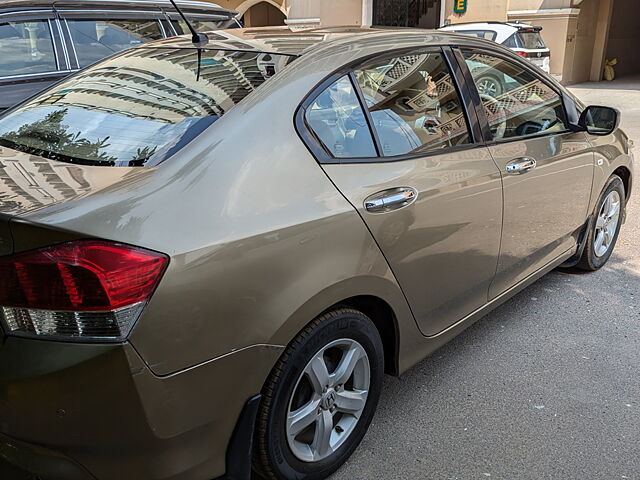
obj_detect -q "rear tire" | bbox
[577,175,625,271]
[253,308,384,480]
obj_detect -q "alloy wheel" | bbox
[286,338,370,463]
[594,190,621,257]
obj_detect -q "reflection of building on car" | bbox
[439,22,551,74]
[0,0,238,114]
[465,52,566,140]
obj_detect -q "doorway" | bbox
[604,0,640,78]
[241,2,286,27]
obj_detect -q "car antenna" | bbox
[168,0,208,81]
[168,0,209,47]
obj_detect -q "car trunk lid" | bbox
[0,145,141,253]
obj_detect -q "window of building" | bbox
[462,50,568,140]
[305,76,377,159]
[66,19,164,68]
[354,51,472,157]
[373,0,442,29]
[0,20,57,78]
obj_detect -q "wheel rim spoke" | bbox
[331,344,363,387]
[306,355,330,394]
[312,409,334,460]
[288,398,321,437]
[335,390,367,417]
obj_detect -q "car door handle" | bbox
[505,157,537,174]
[364,187,418,213]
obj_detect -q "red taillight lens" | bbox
[0,240,168,341]
[516,51,527,58]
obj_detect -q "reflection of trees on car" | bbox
[0,109,118,165]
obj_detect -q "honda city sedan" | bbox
[0,26,633,480]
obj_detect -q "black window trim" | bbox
[295,45,483,166]
[452,45,575,146]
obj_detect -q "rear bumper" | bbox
[0,336,282,480]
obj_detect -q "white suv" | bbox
[439,21,551,74]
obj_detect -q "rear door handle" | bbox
[506,157,537,174]
[364,187,418,213]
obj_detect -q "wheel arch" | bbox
[331,295,399,376]
[613,165,632,203]
[267,275,419,379]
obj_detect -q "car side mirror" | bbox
[578,105,620,136]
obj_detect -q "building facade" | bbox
[210,0,639,84]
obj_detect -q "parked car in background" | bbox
[439,21,551,74]
[0,26,633,480]
[0,0,238,114]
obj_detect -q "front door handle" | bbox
[364,187,418,213]
[506,157,537,174]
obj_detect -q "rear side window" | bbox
[354,51,472,157]
[0,48,293,166]
[305,76,377,158]
[0,20,57,78]
[66,19,164,68]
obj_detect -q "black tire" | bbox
[253,308,384,480]
[577,175,625,271]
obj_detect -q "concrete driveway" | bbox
[331,76,640,480]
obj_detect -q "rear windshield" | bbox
[450,29,497,41]
[515,31,546,49]
[0,47,292,166]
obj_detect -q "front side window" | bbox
[354,51,472,157]
[0,48,292,166]
[305,76,377,158]
[0,20,57,78]
[462,50,567,140]
[66,19,164,68]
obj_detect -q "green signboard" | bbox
[454,0,468,14]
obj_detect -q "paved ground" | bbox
[331,76,640,480]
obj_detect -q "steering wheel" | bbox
[479,93,507,140]
[514,118,560,137]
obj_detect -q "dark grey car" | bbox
[0,0,237,114]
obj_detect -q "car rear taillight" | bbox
[0,240,168,342]
[516,51,527,58]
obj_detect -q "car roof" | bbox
[0,0,235,16]
[144,25,491,57]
